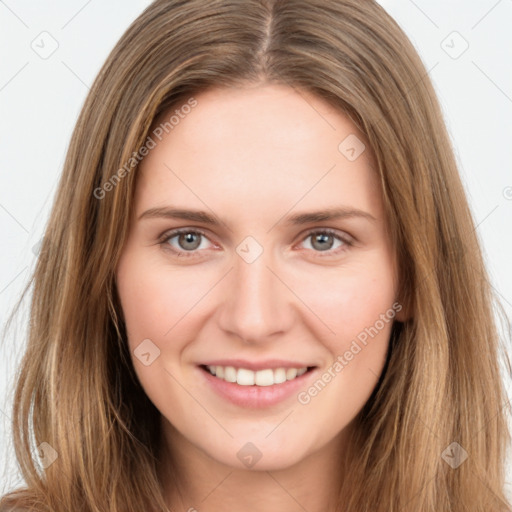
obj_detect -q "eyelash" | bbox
[158,228,353,259]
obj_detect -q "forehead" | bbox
[135,85,382,222]
[152,85,367,157]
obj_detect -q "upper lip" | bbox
[199,359,316,371]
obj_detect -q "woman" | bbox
[1,0,511,510]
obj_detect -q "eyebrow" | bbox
[138,206,376,225]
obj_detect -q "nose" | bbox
[217,246,294,344]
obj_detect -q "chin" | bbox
[208,438,312,472]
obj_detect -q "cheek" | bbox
[116,269,166,342]
[290,260,396,411]
[290,261,397,345]
[115,251,204,410]
[116,251,209,345]
[297,319,392,447]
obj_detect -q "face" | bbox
[116,84,402,471]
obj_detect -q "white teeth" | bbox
[224,366,237,382]
[274,368,287,384]
[205,365,309,386]
[254,369,274,386]
[237,368,255,386]
[286,368,297,380]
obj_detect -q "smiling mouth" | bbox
[200,364,316,386]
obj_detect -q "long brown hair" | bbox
[1,0,511,510]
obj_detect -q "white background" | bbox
[1,0,511,499]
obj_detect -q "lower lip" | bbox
[198,365,317,409]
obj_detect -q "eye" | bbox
[158,227,353,259]
[298,229,352,256]
[159,228,213,258]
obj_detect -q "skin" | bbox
[115,84,404,511]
